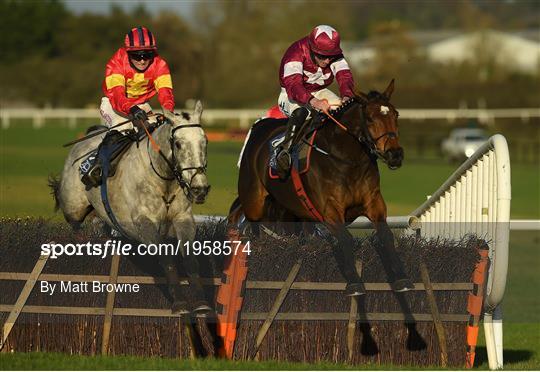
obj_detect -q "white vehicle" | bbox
[441,128,488,161]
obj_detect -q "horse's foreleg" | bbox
[394,292,427,351]
[173,216,211,314]
[134,216,189,314]
[364,193,414,292]
[326,223,366,296]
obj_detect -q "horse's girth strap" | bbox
[290,166,324,222]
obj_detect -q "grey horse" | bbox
[50,101,211,314]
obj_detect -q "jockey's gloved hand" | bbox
[309,97,331,113]
[130,105,148,121]
[129,105,148,131]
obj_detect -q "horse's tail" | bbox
[47,174,61,212]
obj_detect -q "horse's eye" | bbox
[175,142,181,150]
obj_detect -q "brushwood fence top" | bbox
[2,107,540,129]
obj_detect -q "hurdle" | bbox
[412,134,511,370]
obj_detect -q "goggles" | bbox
[128,50,155,61]
[313,52,339,61]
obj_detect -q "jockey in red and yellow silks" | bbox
[81,26,176,187]
[99,26,175,131]
[102,47,174,116]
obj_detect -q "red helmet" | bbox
[308,25,342,56]
[124,26,157,51]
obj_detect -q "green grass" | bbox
[0,353,421,370]
[1,323,539,370]
[1,123,538,218]
[504,231,540,323]
[474,323,540,370]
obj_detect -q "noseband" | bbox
[358,105,399,159]
[147,121,207,202]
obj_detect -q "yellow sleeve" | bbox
[154,74,173,90]
[105,74,126,90]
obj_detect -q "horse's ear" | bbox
[383,79,395,99]
[194,100,203,119]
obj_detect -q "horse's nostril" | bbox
[391,148,403,159]
[192,186,209,198]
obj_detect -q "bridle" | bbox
[319,97,399,160]
[145,116,207,202]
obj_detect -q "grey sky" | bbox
[64,0,197,16]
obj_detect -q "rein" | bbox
[319,98,397,161]
[145,117,207,202]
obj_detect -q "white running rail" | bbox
[2,107,539,129]
[411,134,511,370]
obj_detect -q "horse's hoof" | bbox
[406,331,427,351]
[392,278,415,292]
[171,300,190,315]
[345,283,366,297]
[361,337,380,356]
[192,301,213,316]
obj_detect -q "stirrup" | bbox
[276,148,292,178]
[80,152,102,187]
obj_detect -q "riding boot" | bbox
[80,151,101,187]
[276,107,310,179]
[80,130,122,187]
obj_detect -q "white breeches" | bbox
[99,97,154,132]
[277,87,342,117]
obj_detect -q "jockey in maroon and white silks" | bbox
[278,27,355,114]
[275,25,356,179]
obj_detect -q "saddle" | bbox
[268,126,317,180]
[79,128,138,189]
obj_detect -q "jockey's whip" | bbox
[62,113,157,148]
[321,99,348,131]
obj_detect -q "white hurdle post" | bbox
[412,134,511,370]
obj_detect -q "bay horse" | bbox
[50,102,211,314]
[233,80,413,294]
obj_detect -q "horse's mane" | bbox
[366,90,386,101]
[328,90,389,118]
[328,95,360,120]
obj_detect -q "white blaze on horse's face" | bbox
[380,105,390,115]
[171,101,208,192]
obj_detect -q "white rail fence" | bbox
[412,134,511,370]
[2,107,539,129]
